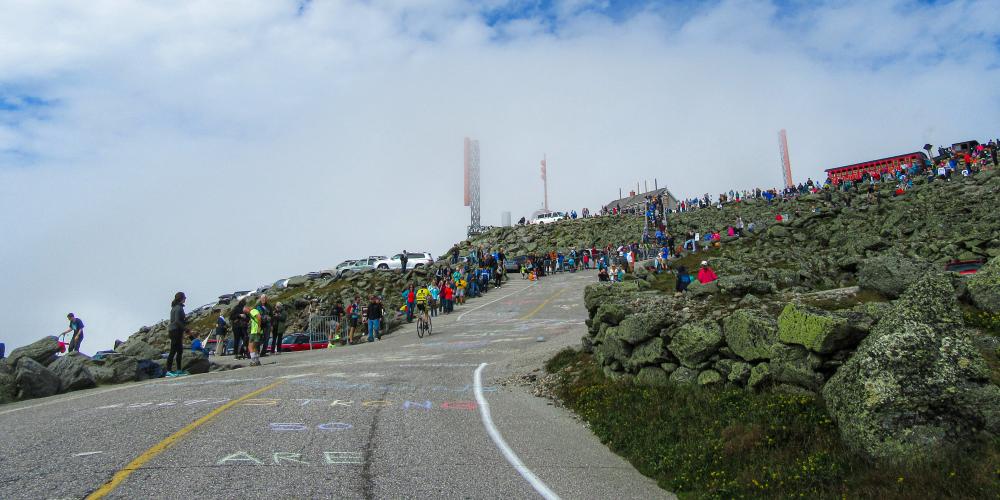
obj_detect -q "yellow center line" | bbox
[520,288,566,320]
[86,379,286,499]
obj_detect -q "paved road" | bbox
[0,271,672,499]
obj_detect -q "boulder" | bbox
[967,257,1000,313]
[857,254,927,298]
[8,336,60,367]
[0,372,17,403]
[823,273,998,462]
[623,337,667,371]
[668,366,699,386]
[593,337,630,367]
[723,309,779,361]
[615,311,672,345]
[777,303,862,354]
[747,363,772,390]
[697,370,723,386]
[47,354,96,392]
[183,352,211,374]
[668,320,724,368]
[594,303,627,326]
[768,343,824,391]
[727,361,752,384]
[687,279,719,297]
[15,358,61,399]
[636,366,670,387]
[117,340,162,361]
[136,359,165,380]
[88,355,139,385]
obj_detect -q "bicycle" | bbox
[416,311,432,338]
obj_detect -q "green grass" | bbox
[546,348,1000,499]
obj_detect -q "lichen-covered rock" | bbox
[697,369,723,386]
[594,303,627,326]
[728,361,751,384]
[669,366,699,386]
[0,372,17,403]
[593,337,630,367]
[636,366,670,387]
[967,257,1000,313]
[117,340,162,361]
[769,343,824,390]
[615,311,672,345]
[47,354,96,392]
[723,309,779,361]
[747,363,772,390]
[660,362,679,373]
[823,273,998,463]
[778,303,862,354]
[857,254,928,299]
[668,320,724,368]
[87,355,139,385]
[624,337,667,371]
[687,279,719,297]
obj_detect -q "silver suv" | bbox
[374,252,433,270]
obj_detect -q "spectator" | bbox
[167,292,188,374]
[60,313,85,353]
[367,296,383,342]
[675,265,692,292]
[697,261,718,284]
[214,312,227,356]
[271,302,287,351]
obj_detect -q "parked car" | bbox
[234,290,254,301]
[306,271,323,280]
[279,332,329,352]
[204,338,233,355]
[944,259,984,275]
[374,252,434,270]
[256,284,271,294]
[529,212,567,225]
[273,278,290,289]
[192,302,216,314]
[218,293,236,305]
[504,255,527,273]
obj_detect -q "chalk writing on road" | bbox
[216,451,364,466]
[270,422,353,432]
[291,379,498,393]
[90,398,478,412]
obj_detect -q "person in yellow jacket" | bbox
[415,285,431,326]
[456,278,467,305]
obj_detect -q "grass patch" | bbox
[548,349,1000,499]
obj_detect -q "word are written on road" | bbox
[93,398,479,411]
[217,451,363,466]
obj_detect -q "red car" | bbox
[279,333,329,352]
[944,259,985,275]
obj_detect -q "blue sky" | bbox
[0,0,998,352]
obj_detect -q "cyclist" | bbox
[415,284,431,331]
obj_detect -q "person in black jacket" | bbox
[167,292,188,373]
[367,296,383,342]
[229,299,248,359]
[400,250,408,272]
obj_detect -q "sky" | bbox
[1,0,998,353]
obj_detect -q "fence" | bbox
[306,315,339,349]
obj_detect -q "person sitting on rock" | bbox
[697,261,718,284]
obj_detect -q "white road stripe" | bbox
[458,284,536,321]
[474,363,560,500]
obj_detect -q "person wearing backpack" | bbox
[676,266,692,292]
[60,313,85,353]
[270,302,287,353]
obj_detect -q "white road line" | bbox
[458,284,536,321]
[474,363,560,500]
[74,451,104,457]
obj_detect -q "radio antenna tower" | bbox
[778,129,793,188]
[464,137,483,236]
[540,154,549,211]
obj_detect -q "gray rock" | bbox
[15,358,61,399]
[636,366,670,387]
[723,309,779,361]
[623,337,667,371]
[668,366,699,386]
[668,320,723,368]
[857,254,928,299]
[777,303,863,354]
[615,311,672,345]
[768,343,824,391]
[117,340,162,361]
[660,362,679,373]
[967,257,1000,314]
[727,361,751,384]
[183,352,211,374]
[88,355,139,385]
[697,369,723,386]
[47,354,96,392]
[823,273,998,463]
[747,363,771,390]
[8,336,60,367]
[0,372,16,403]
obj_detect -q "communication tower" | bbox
[778,129,793,188]
[464,138,483,236]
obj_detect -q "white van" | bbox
[529,212,566,225]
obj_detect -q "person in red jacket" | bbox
[697,261,718,284]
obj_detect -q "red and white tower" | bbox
[778,129,793,188]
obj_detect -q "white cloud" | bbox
[1,0,998,353]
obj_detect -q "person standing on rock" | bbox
[367,296,383,342]
[60,313,85,353]
[166,292,188,374]
[400,250,409,272]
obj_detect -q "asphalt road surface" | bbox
[0,270,673,499]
